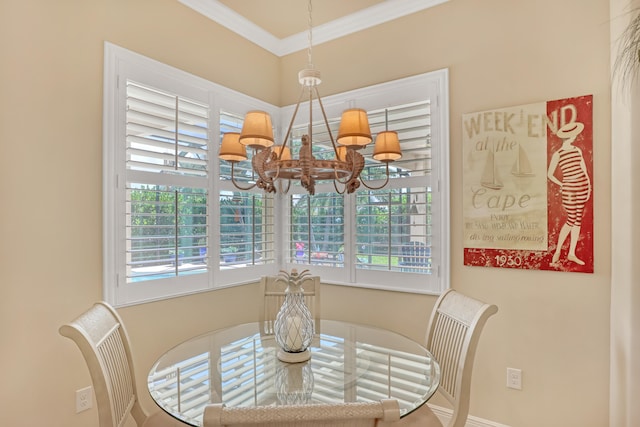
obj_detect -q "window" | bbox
[282,72,450,294]
[104,43,277,306]
[104,43,449,305]
[124,81,209,284]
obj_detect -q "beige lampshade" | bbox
[239,111,274,148]
[271,145,291,160]
[372,131,402,162]
[337,108,372,147]
[219,132,247,162]
[335,146,348,162]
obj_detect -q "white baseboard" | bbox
[429,404,511,427]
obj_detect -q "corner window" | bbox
[104,43,449,305]
[282,72,450,294]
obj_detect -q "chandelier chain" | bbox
[307,0,313,68]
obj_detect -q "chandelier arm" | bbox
[333,179,347,194]
[359,163,392,190]
[270,163,282,181]
[333,167,352,184]
[313,85,340,156]
[279,86,308,158]
[229,162,257,191]
[278,177,292,194]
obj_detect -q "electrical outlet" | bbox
[76,386,93,413]
[507,368,522,390]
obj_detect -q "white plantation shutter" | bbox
[368,101,432,177]
[126,82,208,176]
[125,81,210,283]
[356,101,433,274]
[125,185,209,282]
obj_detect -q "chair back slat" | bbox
[97,325,136,426]
[429,313,467,401]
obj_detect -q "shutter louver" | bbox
[126,82,208,177]
[368,101,431,177]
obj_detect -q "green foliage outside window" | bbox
[129,185,207,268]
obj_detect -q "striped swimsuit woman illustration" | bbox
[547,121,590,266]
[556,146,590,227]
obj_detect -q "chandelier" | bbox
[218,0,402,195]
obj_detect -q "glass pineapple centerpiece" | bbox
[274,268,315,363]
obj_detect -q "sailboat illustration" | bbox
[511,144,535,177]
[481,148,503,190]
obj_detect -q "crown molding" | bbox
[178,0,448,57]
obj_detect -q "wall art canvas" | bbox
[462,95,593,273]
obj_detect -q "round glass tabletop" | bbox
[148,319,440,426]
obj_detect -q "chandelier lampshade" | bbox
[219,132,247,162]
[373,131,402,162]
[336,108,372,147]
[239,110,274,148]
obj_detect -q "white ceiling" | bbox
[178,0,448,56]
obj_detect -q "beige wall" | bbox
[0,1,612,426]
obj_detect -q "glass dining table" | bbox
[147,319,440,426]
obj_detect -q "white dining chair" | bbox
[390,289,498,427]
[202,399,401,426]
[59,301,185,427]
[259,274,321,336]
